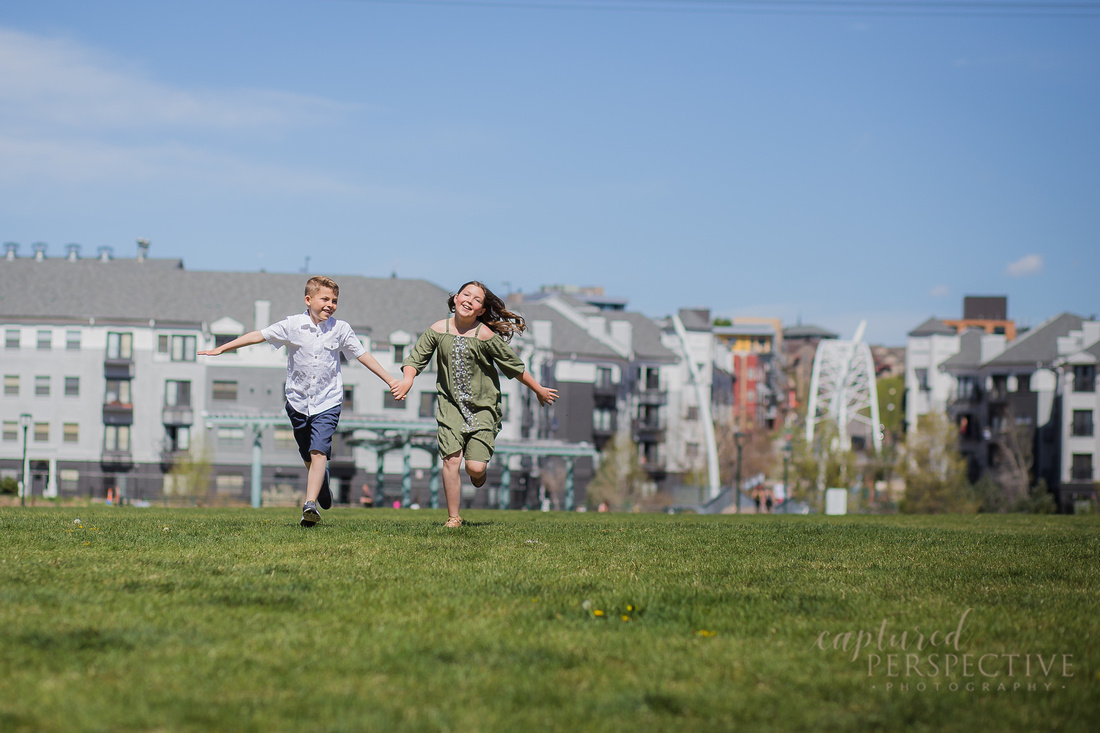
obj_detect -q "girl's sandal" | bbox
[444,516,463,528]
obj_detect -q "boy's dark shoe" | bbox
[300,500,321,527]
[318,467,332,510]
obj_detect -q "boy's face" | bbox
[305,286,338,324]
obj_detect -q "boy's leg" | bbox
[305,451,328,502]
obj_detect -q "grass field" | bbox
[1,507,1097,732]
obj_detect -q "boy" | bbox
[199,276,401,526]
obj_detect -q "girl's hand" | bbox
[391,378,412,401]
[537,387,558,407]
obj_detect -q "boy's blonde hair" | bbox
[305,276,339,298]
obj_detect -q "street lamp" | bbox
[782,440,793,514]
[19,413,32,508]
[734,431,745,514]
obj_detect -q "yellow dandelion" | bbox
[621,615,630,621]
[594,609,604,617]
[626,605,635,612]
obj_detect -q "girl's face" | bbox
[454,284,487,320]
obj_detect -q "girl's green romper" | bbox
[402,321,527,461]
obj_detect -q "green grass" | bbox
[0,508,1097,732]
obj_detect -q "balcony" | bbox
[162,406,194,427]
[101,450,133,467]
[636,389,668,406]
[633,417,665,438]
[594,381,619,399]
[104,359,134,379]
[102,403,134,425]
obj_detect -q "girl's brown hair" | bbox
[448,281,526,342]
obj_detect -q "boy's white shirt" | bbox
[261,311,367,415]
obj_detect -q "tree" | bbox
[785,423,857,511]
[586,433,648,511]
[164,436,213,506]
[899,413,977,514]
[988,407,1033,511]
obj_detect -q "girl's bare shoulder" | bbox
[477,325,498,341]
[429,319,450,334]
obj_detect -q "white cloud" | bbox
[0,27,352,131]
[1006,254,1043,277]
[930,284,950,297]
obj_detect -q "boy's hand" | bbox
[537,387,558,407]
[197,348,221,357]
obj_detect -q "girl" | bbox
[393,281,557,527]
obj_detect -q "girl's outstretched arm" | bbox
[518,371,558,406]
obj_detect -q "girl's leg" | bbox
[464,460,488,488]
[441,451,464,519]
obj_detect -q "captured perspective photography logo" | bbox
[814,608,1077,694]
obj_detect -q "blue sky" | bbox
[2,1,1098,345]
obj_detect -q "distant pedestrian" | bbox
[393,281,557,528]
[200,276,400,526]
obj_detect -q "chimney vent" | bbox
[33,242,47,261]
[97,246,113,262]
[66,243,81,261]
[137,238,150,262]
[3,242,17,260]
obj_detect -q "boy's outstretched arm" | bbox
[518,371,558,407]
[357,353,402,396]
[198,331,265,356]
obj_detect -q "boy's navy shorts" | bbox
[285,403,341,464]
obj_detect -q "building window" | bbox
[64,376,80,397]
[34,422,49,443]
[4,374,18,396]
[60,469,79,491]
[212,380,238,401]
[158,334,170,354]
[915,368,930,392]
[63,423,79,443]
[217,426,245,443]
[4,329,18,349]
[644,367,660,391]
[105,379,132,405]
[593,408,613,432]
[685,442,700,460]
[274,427,296,449]
[165,425,190,452]
[213,334,236,349]
[37,330,52,350]
[685,406,699,421]
[393,344,405,363]
[35,375,50,397]
[1071,453,1093,481]
[597,366,613,389]
[165,380,191,407]
[419,392,437,418]
[2,421,16,442]
[1072,410,1094,438]
[343,386,355,412]
[171,335,197,362]
[215,474,245,495]
[383,390,403,410]
[104,425,131,452]
[1074,365,1097,393]
[106,332,133,360]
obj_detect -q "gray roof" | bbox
[908,317,956,337]
[677,308,712,331]
[514,302,621,360]
[1087,340,1100,360]
[611,311,678,362]
[940,329,983,370]
[0,256,449,344]
[986,313,1085,368]
[783,323,838,340]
